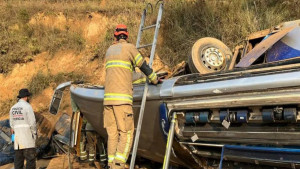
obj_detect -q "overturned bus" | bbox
[50,20,300,168]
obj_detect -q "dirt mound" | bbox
[29,12,109,45]
[31,87,54,113]
[29,12,67,31]
[0,53,47,103]
[84,13,109,44]
[0,7,170,119]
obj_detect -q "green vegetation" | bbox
[0,99,15,119]
[28,71,86,96]
[0,0,300,117]
[92,27,115,63]
[91,0,147,61]
[0,1,91,73]
[1,0,300,71]
[0,71,86,117]
[159,0,300,67]
[0,0,150,73]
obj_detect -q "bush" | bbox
[159,0,300,67]
[0,0,92,73]
[0,99,15,119]
[1,0,300,70]
[28,71,86,95]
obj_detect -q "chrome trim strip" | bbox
[173,71,300,98]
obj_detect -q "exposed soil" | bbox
[0,5,171,168]
[0,53,47,103]
[0,8,170,118]
[0,155,98,169]
[1,158,51,169]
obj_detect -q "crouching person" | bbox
[10,89,37,169]
[79,120,97,167]
[86,122,97,165]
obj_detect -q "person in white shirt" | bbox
[10,88,36,169]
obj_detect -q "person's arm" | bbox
[9,108,14,134]
[132,72,146,84]
[130,46,158,84]
[27,105,37,139]
[139,61,158,84]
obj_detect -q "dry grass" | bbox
[1,0,300,70]
[91,0,157,61]
[0,70,86,117]
[28,71,86,96]
[1,0,300,120]
[0,0,153,73]
[159,0,300,67]
[0,0,95,73]
[0,99,15,119]
[0,0,299,118]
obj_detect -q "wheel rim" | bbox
[200,47,225,71]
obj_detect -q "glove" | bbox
[11,134,14,142]
[158,77,164,84]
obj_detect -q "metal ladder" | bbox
[129,1,164,169]
[162,113,177,169]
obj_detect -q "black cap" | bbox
[17,88,32,98]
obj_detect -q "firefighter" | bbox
[9,88,37,169]
[132,72,146,84]
[86,122,97,164]
[79,119,88,161]
[79,121,97,167]
[103,24,158,169]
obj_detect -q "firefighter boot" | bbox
[79,142,87,161]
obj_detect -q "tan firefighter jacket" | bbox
[132,72,146,84]
[104,39,158,105]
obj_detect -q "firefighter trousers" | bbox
[103,105,134,169]
[86,132,97,162]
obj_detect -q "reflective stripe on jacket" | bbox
[104,39,147,105]
[9,99,36,150]
[132,72,146,84]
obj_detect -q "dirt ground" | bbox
[0,155,155,169]
[1,159,51,169]
[0,155,101,169]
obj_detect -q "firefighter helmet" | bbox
[114,24,129,38]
